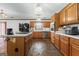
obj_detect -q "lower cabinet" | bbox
[7,37,25,56]
[51,32,79,56]
[51,32,55,43]
[54,34,60,49]
[33,32,51,39]
[60,36,70,56]
[32,32,43,39]
[25,35,32,55]
[7,35,32,56]
[70,38,79,56]
[32,32,39,39]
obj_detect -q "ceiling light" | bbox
[0,9,8,19]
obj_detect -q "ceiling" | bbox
[0,3,68,19]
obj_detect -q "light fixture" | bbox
[0,9,8,19]
[34,3,43,19]
[35,4,42,12]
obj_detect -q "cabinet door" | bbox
[16,37,25,56]
[25,37,29,55]
[7,37,25,56]
[7,37,16,56]
[60,10,66,25]
[70,38,79,56]
[43,21,50,28]
[66,4,77,24]
[60,36,69,56]
[60,39,69,56]
[48,32,51,39]
[54,34,60,49]
[38,32,43,39]
[70,44,79,56]
[51,32,55,43]
[30,21,35,28]
[33,32,38,39]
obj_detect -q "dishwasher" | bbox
[43,31,49,39]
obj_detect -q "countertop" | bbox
[33,28,51,32]
[0,28,51,38]
[0,31,32,38]
[51,31,79,39]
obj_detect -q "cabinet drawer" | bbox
[71,44,79,56]
[60,36,69,42]
[70,38,79,45]
[55,34,59,39]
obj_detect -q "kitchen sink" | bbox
[16,32,29,34]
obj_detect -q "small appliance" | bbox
[7,28,13,35]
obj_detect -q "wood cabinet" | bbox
[59,3,79,26]
[32,32,39,39]
[59,9,66,25]
[7,37,25,56]
[54,34,60,49]
[30,20,51,28]
[51,32,55,43]
[51,31,79,56]
[43,21,51,28]
[66,4,78,24]
[32,32,43,39]
[51,13,60,31]
[30,21,35,28]
[60,36,70,56]
[7,35,32,56]
[38,32,43,39]
[70,38,79,56]
[48,32,51,39]
[33,32,51,39]
[25,34,32,55]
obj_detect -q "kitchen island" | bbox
[0,31,33,56]
[0,28,51,56]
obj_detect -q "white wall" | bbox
[6,20,30,33]
[0,20,30,34]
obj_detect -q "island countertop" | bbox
[0,31,33,38]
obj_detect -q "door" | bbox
[0,22,6,54]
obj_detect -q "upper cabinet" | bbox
[51,13,60,31]
[66,4,77,24]
[30,20,51,28]
[59,3,79,26]
[30,21,35,28]
[43,21,51,28]
[59,9,66,25]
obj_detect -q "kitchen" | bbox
[0,3,79,56]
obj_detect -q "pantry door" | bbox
[0,22,6,54]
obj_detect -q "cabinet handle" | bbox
[6,38,10,41]
[15,48,19,52]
